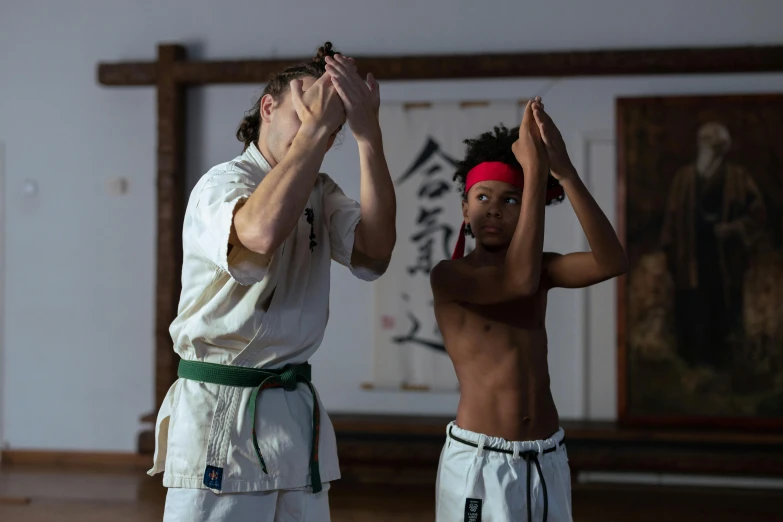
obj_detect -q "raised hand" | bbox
[324,54,381,144]
[531,99,576,181]
[512,98,549,178]
[290,72,345,135]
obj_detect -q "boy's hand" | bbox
[532,99,576,181]
[512,98,549,177]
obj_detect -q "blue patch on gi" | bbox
[203,465,223,490]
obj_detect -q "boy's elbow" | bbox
[618,258,629,276]
[609,251,629,277]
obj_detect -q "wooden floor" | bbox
[1,464,782,521]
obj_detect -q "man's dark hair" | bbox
[236,42,339,151]
[453,124,564,205]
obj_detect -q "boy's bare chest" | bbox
[460,291,548,329]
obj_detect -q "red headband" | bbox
[451,161,564,259]
[464,161,525,194]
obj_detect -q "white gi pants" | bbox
[436,422,572,522]
[163,483,331,522]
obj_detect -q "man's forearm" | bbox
[235,126,333,254]
[355,136,396,259]
[561,173,626,271]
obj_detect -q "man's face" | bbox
[698,123,726,152]
[461,180,522,251]
[260,75,343,165]
[696,123,730,176]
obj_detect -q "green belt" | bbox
[177,359,323,493]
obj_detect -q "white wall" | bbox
[1,0,782,451]
[0,141,6,460]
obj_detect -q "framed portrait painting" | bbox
[617,93,783,429]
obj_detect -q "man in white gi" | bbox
[148,42,396,521]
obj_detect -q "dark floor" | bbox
[1,464,782,521]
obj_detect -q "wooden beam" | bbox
[154,44,186,412]
[174,58,302,85]
[98,45,783,86]
[97,62,156,86]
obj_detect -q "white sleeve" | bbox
[189,171,273,286]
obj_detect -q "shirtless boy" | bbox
[430,98,627,522]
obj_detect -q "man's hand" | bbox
[531,99,577,181]
[325,54,381,144]
[290,72,345,136]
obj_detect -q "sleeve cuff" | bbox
[340,216,383,283]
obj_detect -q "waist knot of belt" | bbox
[449,426,565,522]
[178,359,323,492]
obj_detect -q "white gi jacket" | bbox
[148,143,378,493]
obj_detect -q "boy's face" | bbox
[462,180,522,251]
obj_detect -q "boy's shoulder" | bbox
[431,257,469,273]
[430,258,472,289]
